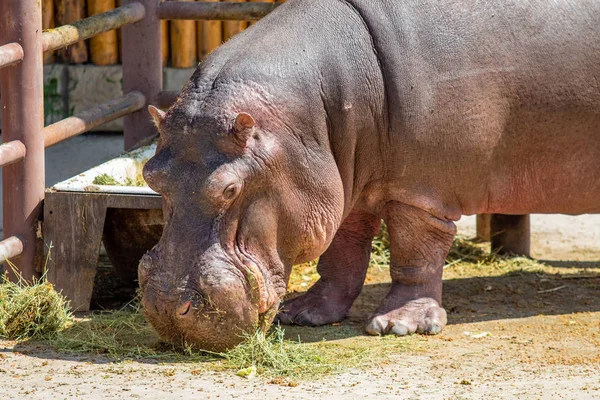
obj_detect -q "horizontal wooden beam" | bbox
[0,236,24,264]
[0,43,24,68]
[42,2,145,53]
[158,1,282,21]
[43,91,146,148]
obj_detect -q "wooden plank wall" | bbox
[42,0,284,67]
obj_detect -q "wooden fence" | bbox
[42,0,284,68]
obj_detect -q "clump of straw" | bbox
[224,326,339,379]
[0,262,72,340]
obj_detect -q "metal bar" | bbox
[0,236,25,264]
[122,0,162,150]
[0,140,27,167]
[42,2,145,53]
[0,43,24,68]
[155,90,178,109]
[0,0,45,281]
[43,92,146,148]
[158,1,282,21]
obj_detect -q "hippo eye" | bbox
[223,183,239,200]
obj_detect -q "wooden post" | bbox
[161,20,170,66]
[122,0,162,149]
[44,192,162,311]
[44,193,108,311]
[197,0,222,61]
[223,0,248,41]
[87,0,119,65]
[490,214,531,257]
[476,214,491,242]
[42,0,56,64]
[0,0,46,280]
[55,0,89,64]
[170,0,197,68]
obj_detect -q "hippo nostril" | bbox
[177,301,193,317]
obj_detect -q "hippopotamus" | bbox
[138,0,600,351]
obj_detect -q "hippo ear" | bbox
[148,105,166,128]
[232,112,255,147]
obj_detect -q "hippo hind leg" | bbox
[366,202,455,336]
[276,211,380,326]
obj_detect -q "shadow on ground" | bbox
[282,264,600,343]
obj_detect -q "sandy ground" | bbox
[1,214,599,399]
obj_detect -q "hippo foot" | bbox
[276,283,355,326]
[365,297,447,336]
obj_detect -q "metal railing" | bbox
[0,1,284,281]
[0,1,153,278]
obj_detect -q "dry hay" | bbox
[0,263,72,340]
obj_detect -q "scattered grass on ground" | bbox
[42,301,414,380]
[224,326,351,379]
[3,227,597,380]
[45,303,170,359]
[0,270,364,379]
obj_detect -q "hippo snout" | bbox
[138,251,160,288]
[138,250,268,351]
[140,285,201,320]
[141,284,261,351]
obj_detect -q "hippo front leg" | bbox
[366,202,456,336]
[277,211,380,326]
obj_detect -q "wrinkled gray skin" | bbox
[139,0,600,351]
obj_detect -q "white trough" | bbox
[52,142,158,195]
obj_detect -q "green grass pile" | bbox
[0,270,72,340]
[224,326,340,379]
[224,326,416,380]
[92,161,148,187]
[92,173,147,187]
[92,173,121,186]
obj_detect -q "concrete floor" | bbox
[0,132,124,238]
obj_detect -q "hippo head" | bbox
[138,82,345,351]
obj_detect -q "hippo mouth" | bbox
[232,249,280,320]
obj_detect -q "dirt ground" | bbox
[1,214,599,399]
